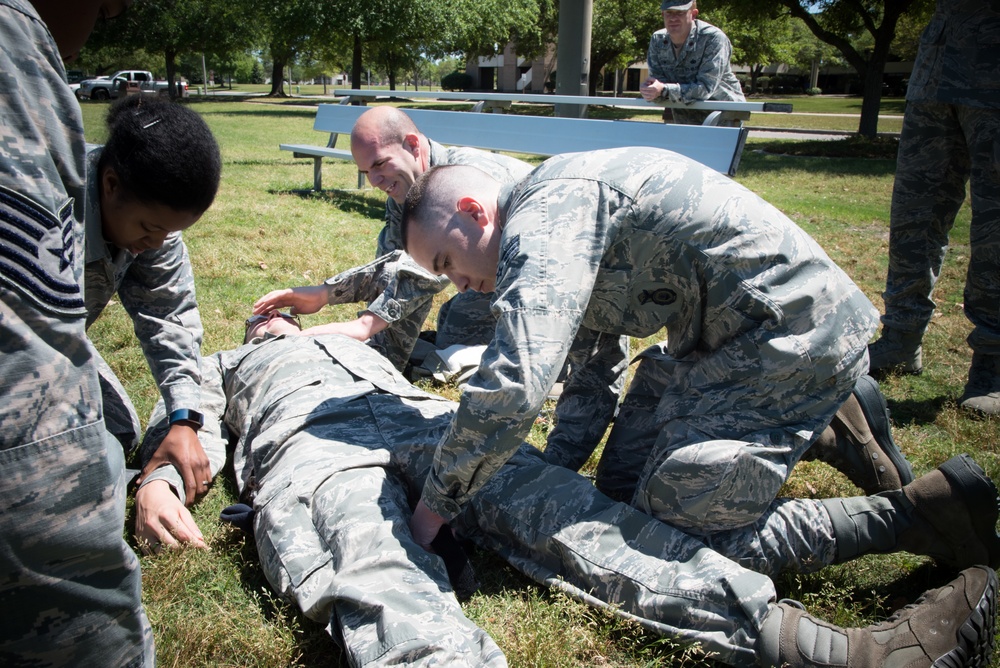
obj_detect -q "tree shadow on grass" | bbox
[270,188,385,220]
[739,137,899,179]
[195,104,319,121]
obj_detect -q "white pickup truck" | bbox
[75,70,188,100]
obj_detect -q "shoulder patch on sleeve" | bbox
[0,185,85,315]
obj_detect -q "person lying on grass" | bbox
[134,311,1000,668]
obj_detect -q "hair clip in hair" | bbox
[142,118,162,129]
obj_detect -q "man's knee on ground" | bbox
[635,440,789,533]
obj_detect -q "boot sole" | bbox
[853,374,915,486]
[939,454,1000,570]
[933,566,998,668]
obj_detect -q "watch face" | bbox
[170,409,204,428]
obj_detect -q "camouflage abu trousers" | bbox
[0,289,153,668]
[458,445,850,668]
[882,101,1000,356]
[596,336,867,533]
[251,397,506,668]
[366,392,839,667]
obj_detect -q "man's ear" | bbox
[403,133,421,157]
[457,196,488,226]
[690,8,699,18]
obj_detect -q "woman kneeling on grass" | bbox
[84,94,222,504]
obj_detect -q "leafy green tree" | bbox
[708,5,797,95]
[251,0,329,96]
[783,17,841,91]
[439,0,556,63]
[716,0,925,136]
[249,60,265,84]
[587,0,660,95]
[85,0,253,98]
[75,44,162,78]
[324,0,436,91]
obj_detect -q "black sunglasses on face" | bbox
[244,311,301,331]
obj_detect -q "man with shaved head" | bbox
[399,149,917,565]
[255,106,629,478]
[255,106,534,368]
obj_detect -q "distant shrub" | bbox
[757,76,771,92]
[441,71,473,91]
[807,87,823,96]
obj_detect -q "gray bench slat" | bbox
[399,108,746,175]
[280,103,747,191]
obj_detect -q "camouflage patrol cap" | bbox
[661,0,694,9]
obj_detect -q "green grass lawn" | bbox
[79,98,997,667]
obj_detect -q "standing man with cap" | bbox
[640,0,747,127]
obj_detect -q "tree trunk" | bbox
[164,50,178,100]
[269,56,287,97]
[351,34,363,93]
[857,63,884,137]
[857,31,895,137]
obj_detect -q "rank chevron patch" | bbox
[0,184,85,315]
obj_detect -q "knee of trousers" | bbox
[634,440,787,533]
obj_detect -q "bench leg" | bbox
[702,110,723,127]
[312,157,322,191]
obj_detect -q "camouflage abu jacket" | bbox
[83,147,203,415]
[420,147,879,520]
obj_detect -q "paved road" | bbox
[748,127,852,141]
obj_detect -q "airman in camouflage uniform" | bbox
[84,146,205,455]
[868,0,1000,416]
[135,326,1000,668]
[0,0,153,665]
[254,107,629,475]
[640,0,747,126]
[255,107,534,370]
[402,147,890,538]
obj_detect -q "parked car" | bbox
[76,70,188,100]
[65,70,87,95]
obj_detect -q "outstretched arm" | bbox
[299,310,388,339]
[135,353,230,549]
[137,423,212,506]
[134,480,206,553]
[253,284,329,316]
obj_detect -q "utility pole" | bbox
[554,0,593,118]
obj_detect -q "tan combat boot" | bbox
[868,327,924,377]
[803,374,914,493]
[756,565,998,668]
[822,454,1000,570]
[960,354,1000,417]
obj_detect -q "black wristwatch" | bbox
[168,408,204,431]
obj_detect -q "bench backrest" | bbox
[315,103,748,176]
